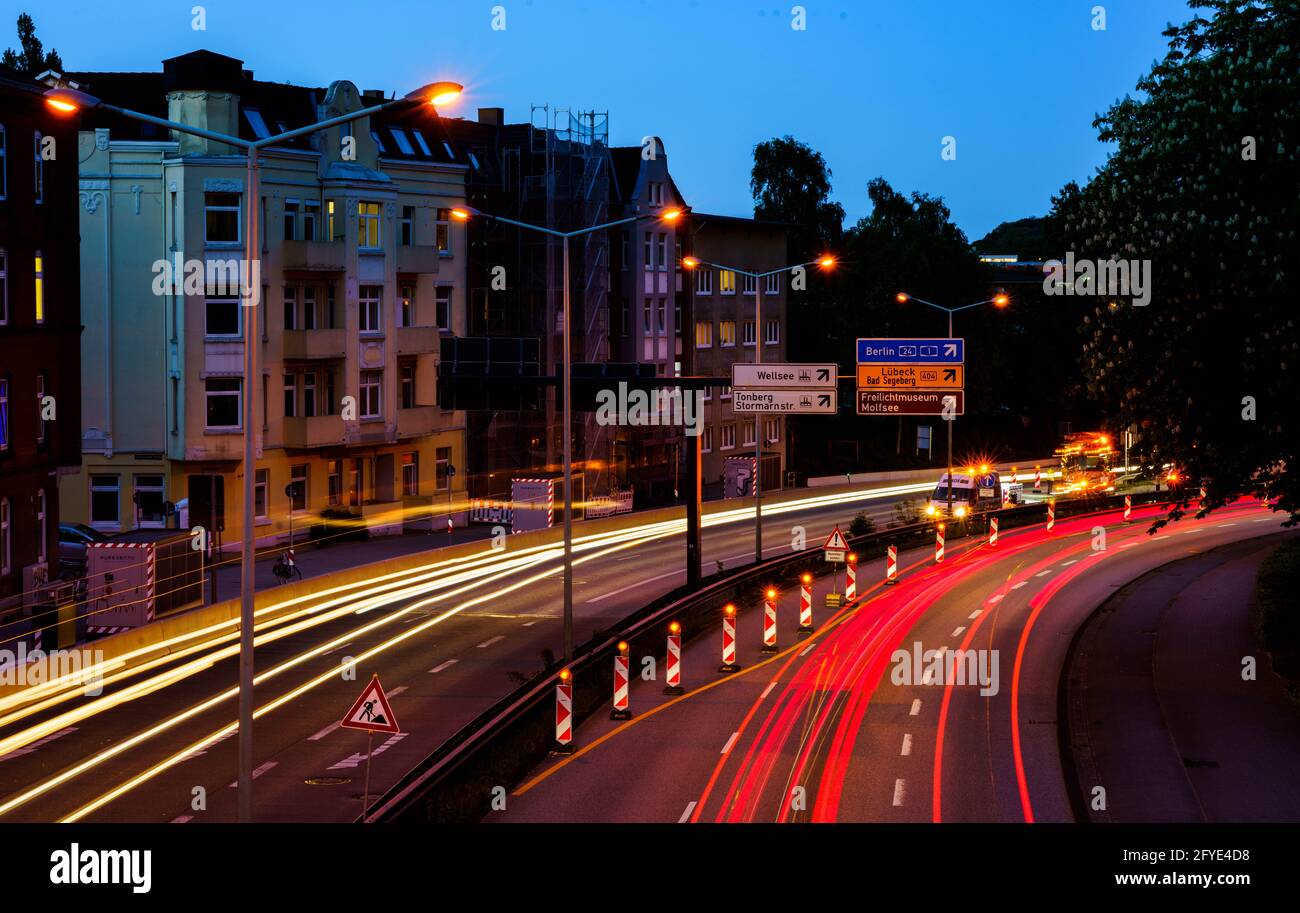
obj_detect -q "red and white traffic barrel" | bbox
[1034,466,1042,490]
[554,669,574,753]
[885,544,898,585]
[664,622,684,695]
[720,603,741,673]
[935,524,946,564]
[846,552,858,600]
[611,643,631,720]
[797,573,814,635]
[762,588,778,653]
[1123,494,1132,522]
[1046,500,1056,533]
[988,516,999,547]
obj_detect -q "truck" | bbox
[1054,432,1116,492]
[924,467,1011,519]
[84,530,203,634]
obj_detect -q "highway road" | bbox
[0,473,970,823]
[495,499,1290,823]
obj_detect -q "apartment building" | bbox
[46,50,467,546]
[0,65,82,610]
[685,213,790,496]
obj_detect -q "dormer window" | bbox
[243,108,271,139]
[388,127,415,155]
[411,129,432,156]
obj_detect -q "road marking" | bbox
[477,635,504,649]
[760,682,778,700]
[901,734,913,757]
[328,733,408,770]
[0,726,77,762]
[892,778,906,807]
[228,761,277,787]
[388,686,408,697]
[428,660,458,674]
[323,643,352,656]
[586,568,684,603]
[1034,570,1052,577]
[1120,542,1138,549]
[951,626,966,637]
[799,641,818,657]
[968,610,982,620]
[307,721,342,742]
[522,620,539,626]
[1011,581,1028,589]
[170,815,193,824]
[987,594,1005,603]
[1060,559,1078,566]
[921,649,946,685]
[721,732,740,754]
[1218,522,1236,527]
[909,699,922,716]
[678,801,697,823]
[401,615,422,624]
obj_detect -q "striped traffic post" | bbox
[988,516,999,547]
[554,668,574,753]
[1046,499,1056,533]
[611,643,631,720]
[1123,494,1132,522]
[885,544,898,585]
[664,622,684,695]
[797,573,814,636]
[1200,485,1206,509]
[935,524,946,564]
[1005,468,1016,506]
[846,552,857,600]
[720,603,741,673]
[1034,466,1042,490]
[761,588,778,653]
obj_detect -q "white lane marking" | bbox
[893,778,906,807]
[328,733,408,770]
[721,732,740,754]
[308,721,342,742]
[522,620,539,626]
[170,815,193,824]
[951,626,966,637]
[799,641,818,657]
[900,734,913,757]
[586,568,684,603]
[1060,559,1078,566]
[987,594,1005,603]
[760,682,777,700]
[428,660,458,674]
[1034,570,1052,578]
[228,760,277,787]
[678,801,697,823]
[477,635,504,649]
[0,726,77,762]
[968,609,982,619]
[921,649,947,685]
[1011,581,1028,589]
[909,699,922,716]
[388,686,408,697]
[401,615,422,624]
[323,643,352,656]
[1218,522,1237,527]
[1120,542,1138,549]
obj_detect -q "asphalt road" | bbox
[494,499,1289,823]
[0,478,941,823]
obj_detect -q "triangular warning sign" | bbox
[823,526,849,551]
[340,675,401,734]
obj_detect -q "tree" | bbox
[749,135,844,259]
[2,13,62,77]
[1061,0,1300,523]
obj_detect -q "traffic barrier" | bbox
[846,552,857,600]
[762,588,778,653]
[664,622,683,695]
[1034,466,1042,490]
[1046,500,1056,532]
[554,669,574,753]
[1123,495,1132,522]
[935,525,946,564]
[989,516,999,547]
[720,603,741,673]
[611,643,631,720]
[885,544,898,584]
[797,574,814,635]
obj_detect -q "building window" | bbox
[243,109,272,139]
[742,273,757,295]
[35,371,45,443]
[743,421,756,447]
[0,376,7,450]
[702,426,713,453]
[765,273,781,294]
[205,288,240,337]
[765,319,780,345]
[302,287,317,330]
[254,469,268,520]
[359,285,382,335]
[656,299,667,335]
[621,231,629,269]
[694,268,712,295]
[694,320,712,348]
[34,252,43,323]
[389,127,415,155]
[360,370,382,418]
[401,452,419,497]
[0,126,6,200]
[327,459,342,506]
[765,417,780,443]
[435,447,452,490]
[0,248,7,324]
[282,285,297,331]
[721,385,732,401]
[205,192,241,244]
[302,201,319,241]
[205,378,242,430]
[656,233,667,271]
[399,285,414,328]
[719,320,736,348]
[719,269,736,295]
[134,475,165,526]
[643,234,652,269]
[648,181,665,206]
[435,209,451,254]
[302,372,317,417]
[642,300,652,336]
[289,465,308,513]
[720,423,736,451]
[327,200,337,240]
[358,201,382,249]
[283,373,297,418]
[743,320,756,347]
[0,497,8,575]
[435,286,452,330]
[401,206,414,245]
[283,200,298,241]
[400,363,415,409]
[90,474,120,528]
[33,131,42,204]
[411,129,432,156]
[35,489,45,563]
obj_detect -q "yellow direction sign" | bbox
[857,364,964,389]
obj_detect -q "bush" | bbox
[849,512,875,537]
[1253,538,1300,684]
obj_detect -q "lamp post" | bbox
[46,79,463,822]
[450,205,683,664]
[895,291,1008,517]
[682,256,835,564]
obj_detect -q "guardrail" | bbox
[364,488,1170,822]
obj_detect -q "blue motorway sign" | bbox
[856,338,964,364]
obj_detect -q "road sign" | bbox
[731,363,836,389]
[341,675,401,734]
[856,338,964,364]
[732,389,837,414]
[823,526,849,562]
[857,364,964,389]
[856,390,964,415]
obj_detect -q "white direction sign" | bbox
[732,389,837,414]
[731,363,836,389]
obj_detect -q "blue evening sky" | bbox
[8,0,1194,240]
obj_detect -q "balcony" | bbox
[281,414,345,449]
[281,239,345,271]
[395,325,441,355]
[396,245,442,275]
[396,405,440,439]
[283,328,346,360]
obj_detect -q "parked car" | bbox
[58,523,108,572]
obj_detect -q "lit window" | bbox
[719,269,736,295]
[358,202,382,249]
[34,252,43,323]
[720,320,736,347]
[399,285,414,328]
[695,320,712,348]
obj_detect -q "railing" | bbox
[363,489,1171,822]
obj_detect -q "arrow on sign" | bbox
[816,368,831,383]
[818,393,831,407]
[943,343,958,357]
[943,368,957,382]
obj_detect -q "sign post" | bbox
[340,675,401,818]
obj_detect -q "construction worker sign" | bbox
[341,675,401,734]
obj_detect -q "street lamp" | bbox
[46,78,462,823]
[895,291,1009,518]
[451,205,684,664]
[683,255,835,563]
